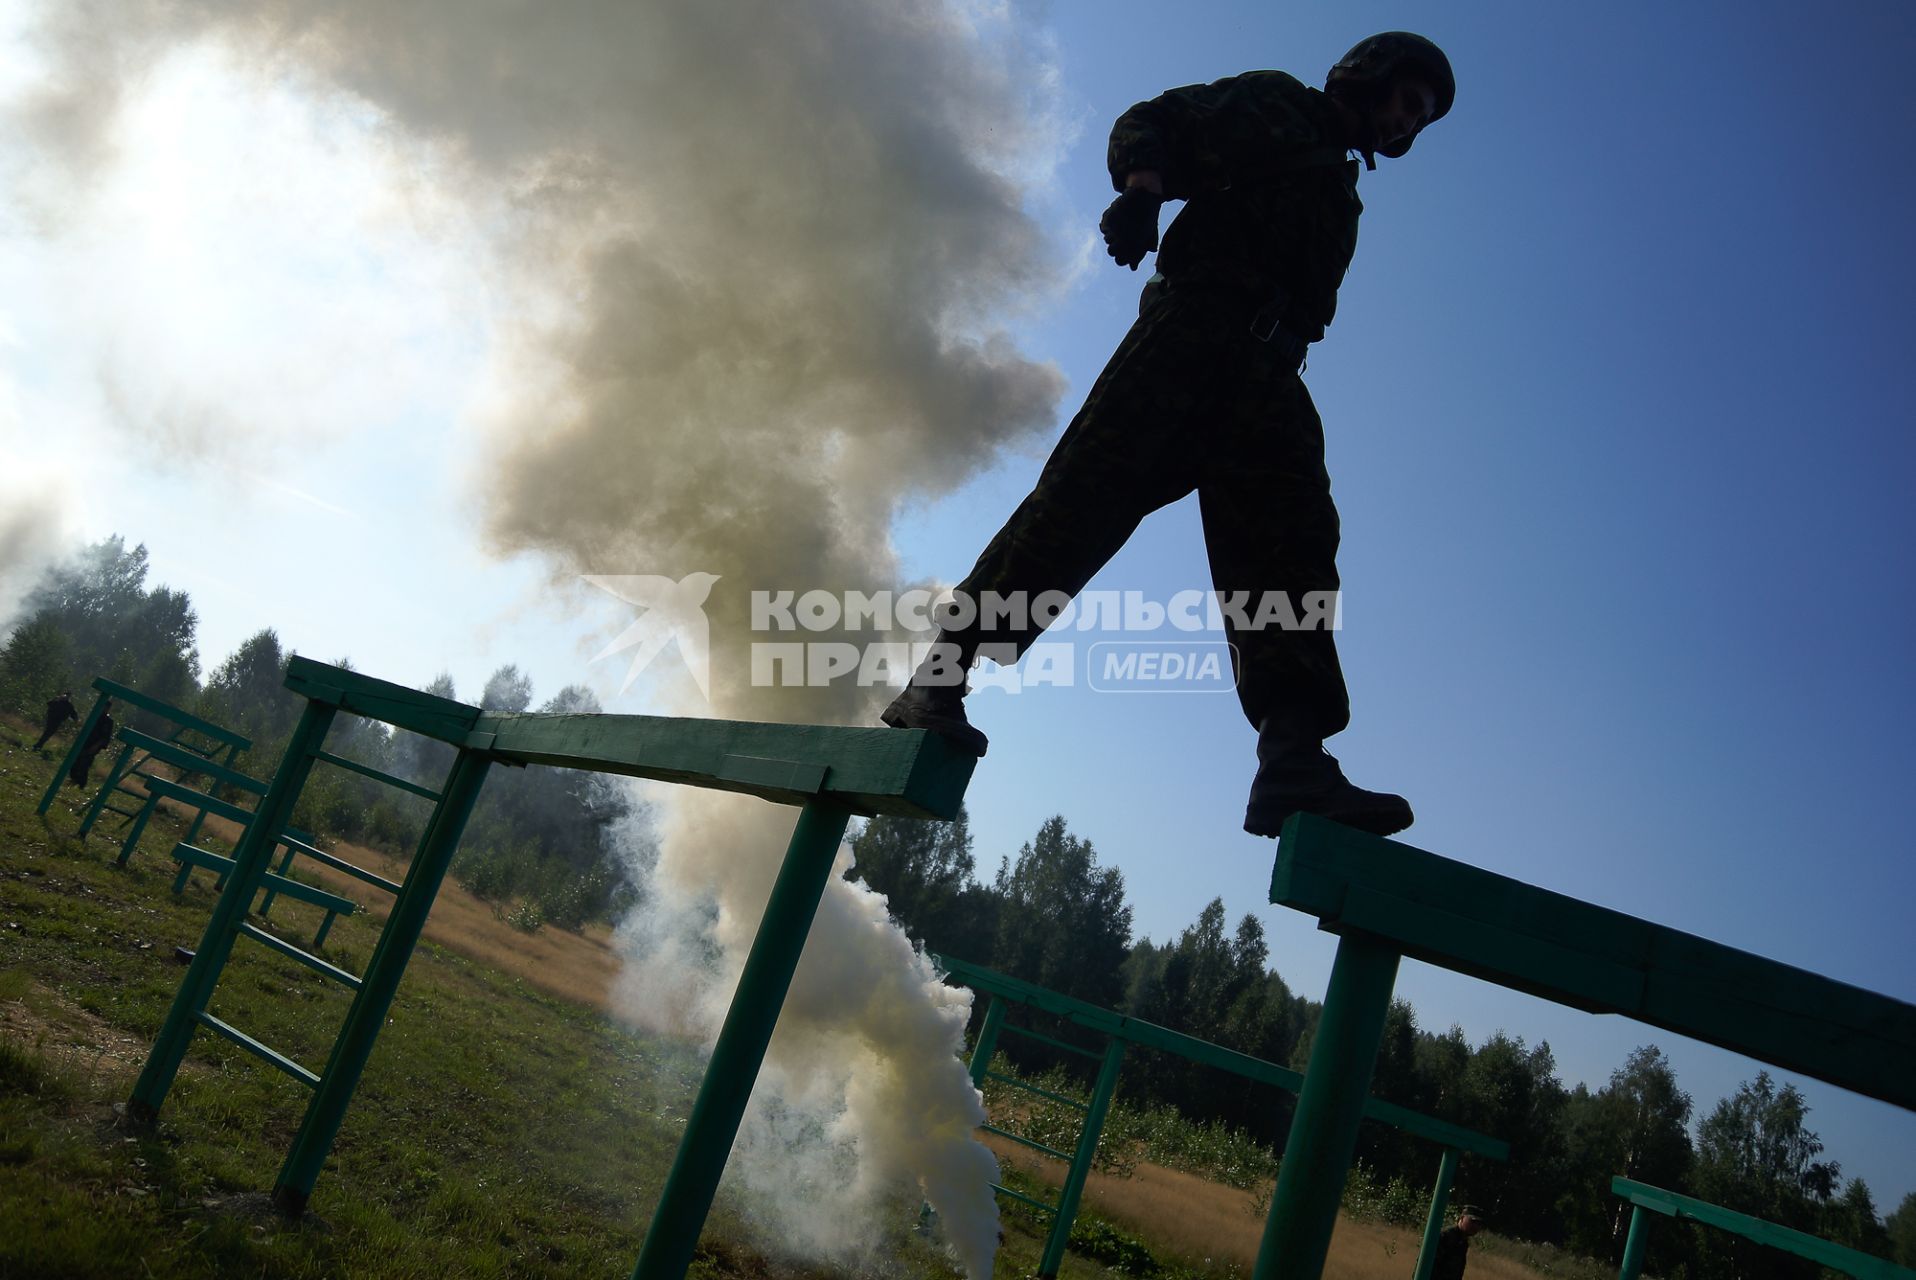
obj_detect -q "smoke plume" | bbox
[12,1,1071,1272]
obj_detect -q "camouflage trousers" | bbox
[951,283,1350,739]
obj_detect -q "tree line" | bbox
[0,535,643,931]
[848,808,1916,1278]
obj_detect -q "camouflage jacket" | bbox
[1107,70,1361,341]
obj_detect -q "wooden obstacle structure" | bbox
[1609,1177,1914,1280]
[1255,813,1916,1280]
[124,657,974,1280]
[938,953,1507,1279]
[40,678,251,849]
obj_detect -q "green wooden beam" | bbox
[110,728,268,792]
[284,657,973,818]
[476,711,973,819]
[1041,1037,1126,1277]
[1612,1179,1915,1280]
[284,656,483,745]
[88,677,253,750]
[1271,814,1916,1111]
[935,953,1508,1160]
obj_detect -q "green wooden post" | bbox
[1617,1205,1650,1280]
[76,742,136,837]
[259,845,300,917]
[1412,1147,1462,1280]
[272,748,494,1215]
[1255,934,1402,1280]
[38,694,106,815]
[1039,1036,1127,1277]
[968,993,1007,1089]
[186,743,245,846]
[630,798,855,1280]
[127,700,337,1123]
[115,794,161,867]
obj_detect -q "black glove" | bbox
[1100,187,1163,271]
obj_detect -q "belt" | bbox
[1147,274,1311,372]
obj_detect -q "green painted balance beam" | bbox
[40,677,250,818]
[1611,1177,1915,1280]
[1256,813,1916,1280]
[936,953,1506,1279]
[131,657,976,1280]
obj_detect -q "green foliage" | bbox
[1689,1073,1841,1280]
[1887,1190,1916,1267]
[0,615,72,715]
[992,815,1132,1012]
[1069,1215,1162,1275]
[1,535,199,715]
[1338,1162,1428,1229]
[200,627,299,744]
[848,804,995,959]
[1557,1046,1694,1266]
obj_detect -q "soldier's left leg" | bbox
[1199,372,1411,837]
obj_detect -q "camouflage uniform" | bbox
[951,71,1364,740]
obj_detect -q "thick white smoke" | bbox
[11,1,1071,1272]
[616,790,1001,1272]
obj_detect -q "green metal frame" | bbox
[1611,1178,1916,1280]
[41,679,251,849]
[1257,813,1916,1280]
[123,657,975,1279]
[936,953,1507,1279]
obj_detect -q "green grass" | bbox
[0,713,1200,1279]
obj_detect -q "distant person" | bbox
[1432,1210,1484,1280]
[67,700,115,789]
[33,692,79,751]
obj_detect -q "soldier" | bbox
[883,33,1454,838]
[33,691,78,751]
[1432,1209,1485,1280]
[68,699,114,789]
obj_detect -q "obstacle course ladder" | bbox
[122,657,974,1280]
[1255,813,1916,1280]
[938,953,1507,1280]
[41,677,251,851]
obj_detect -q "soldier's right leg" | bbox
[883,293,1237,753]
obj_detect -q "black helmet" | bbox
[1327,32,1455,158]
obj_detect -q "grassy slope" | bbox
[0,717,983,1280]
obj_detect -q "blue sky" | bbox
[2,0,1911,1213]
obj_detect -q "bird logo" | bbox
[582,572,721,702]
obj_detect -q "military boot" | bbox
[1243,714,1412,838]
[880,632,988,757]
